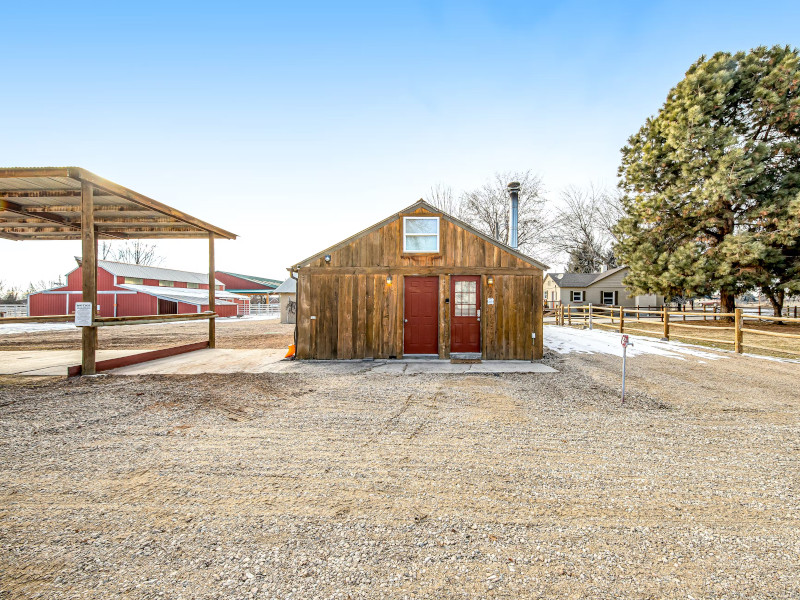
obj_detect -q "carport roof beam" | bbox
[0,167,237,240]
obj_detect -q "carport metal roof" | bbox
[0,167,236,241]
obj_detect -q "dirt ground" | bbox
[1,325,799,599]
[0,318,295,351]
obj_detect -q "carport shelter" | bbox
[289,200,548,360]
[0,167,237,375]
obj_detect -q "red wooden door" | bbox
[450,276,481,353]
[404,276,439,355]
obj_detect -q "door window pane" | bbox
[454,281,477,316]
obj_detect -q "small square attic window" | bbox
[403,217,439,253]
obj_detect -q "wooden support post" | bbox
[567,304,572,326]
[81,182,97,375]
[619,307,624,333]
[663,306,670,340]
[734,308,743,353]
[208,233,216,348]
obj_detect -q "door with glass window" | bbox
[450,276,481,353]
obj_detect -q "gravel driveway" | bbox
[1,350,799,599]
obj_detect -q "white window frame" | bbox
[602,291,615,305]
[187,282,199,289]
[403,216,440,253]
[570,290,585,302]
[124,277,143,285]
[159,280,175,287]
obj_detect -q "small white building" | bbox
[543,266,664,308]
[272,278,297,324]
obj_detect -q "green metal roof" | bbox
[217,271,282,288]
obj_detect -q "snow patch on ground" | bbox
[220,315,279,322]
[544,325,728,361]
[0,322,76,336]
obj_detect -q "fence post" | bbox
[734,308,743,353]
[663,306,670,340]
[588,303,593,330]
[619,307,624,333]
[568,304,572,326]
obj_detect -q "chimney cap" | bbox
[507,181,521,192]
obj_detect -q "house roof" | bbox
[289,199,549,271]
[217,271,282,288]
[79,258,224,286]
[117,283,245,306]
[272,278,297,294]
[547,266,627,288]
[0,167,236,241]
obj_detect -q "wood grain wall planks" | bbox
[295,206,543,360]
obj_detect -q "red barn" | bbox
[28,259,249,318]
[214,271,281,304]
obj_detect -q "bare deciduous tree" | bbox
[550,184,619,273]
[425,183,463,219]
[105,240,164,266]
[459,170,548,257]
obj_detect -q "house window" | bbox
[570,290,584,302]
[602,291,615,305]
[216,285,223,290]
[544,290,549,300]
[159,280,174,287]
[124,277,143,285]
[403,217,439,253]
[187,282,199,289]
[454,280,477,316]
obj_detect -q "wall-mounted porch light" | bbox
[386,274,393,285]
[324,254,331,263]
[487,276,494,285]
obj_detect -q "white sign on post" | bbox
[74,302,93,327]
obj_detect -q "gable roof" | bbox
[289,199,549,271]
[272,278,297,294]
[217,271,282,288]
[75,257,223,285]
[546,266,628,288]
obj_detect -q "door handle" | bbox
[404,319,408,322]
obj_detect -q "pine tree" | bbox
[616,45,800,316]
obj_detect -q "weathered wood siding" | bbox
[300,207,532,271]
[295,206,544,360]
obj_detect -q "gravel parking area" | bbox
[2,348,799,599]
[0,318,294,351]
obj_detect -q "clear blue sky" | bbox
[2,1,799,288]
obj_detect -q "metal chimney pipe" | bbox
[507,181,520,249]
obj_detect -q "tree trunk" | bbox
[720,287,736,322]
[763,287,785,323]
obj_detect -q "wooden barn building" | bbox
[28,259,248,318]
[289,199,547,360]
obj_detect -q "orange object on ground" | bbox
[285,344,296,358]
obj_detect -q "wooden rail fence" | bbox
[555,304,800,357]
